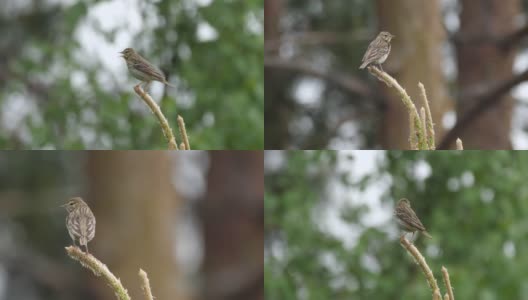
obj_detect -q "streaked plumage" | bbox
[63,197,96,253]
[394,198,432,239]
[120,48,174,89]
[359,31,395,70]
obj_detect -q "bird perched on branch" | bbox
[394,198,432,239]
[120,47,174,90]
[62,197,96,253]
[359,31,395,71]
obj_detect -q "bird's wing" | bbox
[404,209,427,231]
[133,56,166,81]
[361,41,389,63]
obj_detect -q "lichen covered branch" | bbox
[139,269,155,300]
[399,236,440,296]
[133,85,179,149]
[65,246,131,300]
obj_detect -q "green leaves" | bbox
[266,151,528,299]
[0,0,263,149]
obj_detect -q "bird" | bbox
[359,31,395,71]
[120,47,174,90]
[394,198,432,239]
[62,197,96,253]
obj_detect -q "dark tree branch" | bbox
[265,30,371,52]
[498,24,528,50]
[438,69,528,149]
[265,31,344,51]
[451,24,528,50]
[264,56,373,99]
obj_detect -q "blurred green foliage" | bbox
[265,151,528,299]
[0,0,263,149]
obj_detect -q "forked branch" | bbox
[367,66,453,150]
[399,237,456,300]
[133,85,191,150]
[66,246,131,300]
[66,246,157,300]
[399,236,440,295]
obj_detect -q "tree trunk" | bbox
[85,151,187,300]
[455,0,519,149]
[377,0,451,149]
[200,151,264,300]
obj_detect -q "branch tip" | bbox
[139,269,155,300]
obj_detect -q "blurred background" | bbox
[265,150,528,299]
[0,151,263,300]
[265,0,528,149]
[0,0,263,149]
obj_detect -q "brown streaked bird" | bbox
[120,47,174,89]
[359,31,395,71]
[394,198,432,239]
[62,197,96,253]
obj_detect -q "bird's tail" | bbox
[359,62,368,69]
[164,81,175,88]
[422,231,432,239]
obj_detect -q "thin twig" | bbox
[133,85,178,150]
[420,107,428,149]
[409,113,418,150]
[399,236,440,296]
[139,269,155,300]
[438,69,528,149]
[65,246,131,300]
[264,57,373,98]
[177,115,190,150]
[442,266,455,300]
[419,82,435,149]
[433,290,442,300]
[456,138,463,150]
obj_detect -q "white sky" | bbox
[319,151,390,249]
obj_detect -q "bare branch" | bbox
[367,66,428,149]
[420,107,428,149]
[265,29,372,51]
[439,69,528,149]
[498,24,528,50]
[133,85,178,150]
[264,57,373,98]
[419,82,435,149]
[456,138,463,150]
[399,236,440,295]
[66,246,131,300]
[177,115,190,150]
[442,266,455,300]
[139,269,155,300]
